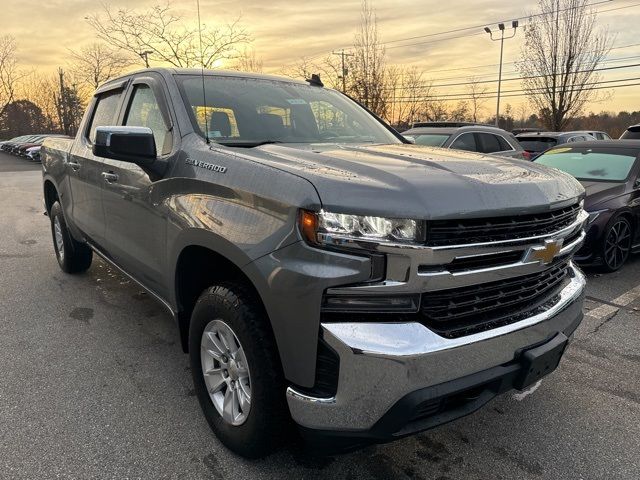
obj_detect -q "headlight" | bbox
[587,209,608,225]
[299,210,422,248]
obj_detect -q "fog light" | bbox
[321,294,419,313]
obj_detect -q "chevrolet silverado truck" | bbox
[42,68,588,457]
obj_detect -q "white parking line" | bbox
[587,283,640,320]
[513,380,543,401]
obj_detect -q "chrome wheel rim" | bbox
[604,219,631,270]
[200,319,251,426]
[53,216,64,261]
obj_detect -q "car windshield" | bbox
[412,134,450,147]
[517,137,558,152]
[176,74,401,147]
[535,147,638,182]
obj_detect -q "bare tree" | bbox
[0,35,23,117]
[388,66,433,127]
[466,77,488,122]
[17,73,62,132]
[348,0,388,117]
[68,42,132,92]
[86,3,251,69]
[517,0,612,130]
[233,48,263,73]
[279,55,343,90]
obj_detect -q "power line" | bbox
[389,76,640,100]
[382,61,640,91]
[383,1,637,52]
[380,0,612,46]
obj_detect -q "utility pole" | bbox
[332,49,354,93]
[139,50,153,68]
[484,21,518,127]
[58,68,69,136]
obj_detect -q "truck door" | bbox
[67,86,125,248]
[100,76,174,298]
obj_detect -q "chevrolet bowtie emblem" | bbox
[526,239,563,265]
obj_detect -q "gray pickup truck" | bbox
[42,68,587,457]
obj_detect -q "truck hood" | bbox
[235,143,584,219]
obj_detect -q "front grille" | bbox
[426,203,581,246]
[421,261,570,338]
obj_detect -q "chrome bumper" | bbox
[287,262,586,431]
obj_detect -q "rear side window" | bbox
[413,134,450,146]
[450,133,477,152]
[476,133,502,153]
[87,90,122,143]
[621,127,640,140]
[497,135,514,151]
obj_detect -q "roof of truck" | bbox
[100,67,310,90]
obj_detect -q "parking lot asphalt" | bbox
[0,152,639,479]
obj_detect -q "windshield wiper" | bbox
[214,140,284,148]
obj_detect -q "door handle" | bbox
[68,161,81,171]
[101,172,119,183]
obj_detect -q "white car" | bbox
[25,145,41,162]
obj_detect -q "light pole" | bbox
[484,20,518,127]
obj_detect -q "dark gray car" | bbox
[41,68,587,457]
[402,125,530,160]
[516,131,597,159]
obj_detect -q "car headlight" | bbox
[587,209,608,225]
[299,210,422,248]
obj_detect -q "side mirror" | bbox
[93,126,156,165]
[404,135,416,144]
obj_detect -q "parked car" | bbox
[402,125,530,160]
[516,131,597,159]
[42,68,586,457]
[573,130,611,141]
[535,140,640,271]
[13,135,46,156]
[1,135,34,152]
[25,145,41,162]
[620,124,640,140]
[512,127,542,136]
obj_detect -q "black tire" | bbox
[49,201,93,273]
[599,215,633,273]
[189,282,290,458]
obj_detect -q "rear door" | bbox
[100,75,175,296]
[67,85,126,247]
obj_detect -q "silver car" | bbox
[403,124,530,160]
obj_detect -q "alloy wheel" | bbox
[200,319,252,426]
[53,216,64,261]
[604,218,631,271]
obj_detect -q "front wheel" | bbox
[49,201,93,274]
[189,283,290,458]
[600,216,632,272]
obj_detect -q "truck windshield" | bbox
[175,74,401,147]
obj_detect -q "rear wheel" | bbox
[49,201,93,273]
[600,216,632,272]
[189,283,289,458]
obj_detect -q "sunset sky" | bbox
[4,0,640,114]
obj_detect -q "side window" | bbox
[87,90,122,143]
[450,133,477,152]
[497,135,514,151]
[476,133,503,153]
[125,84,172,155]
